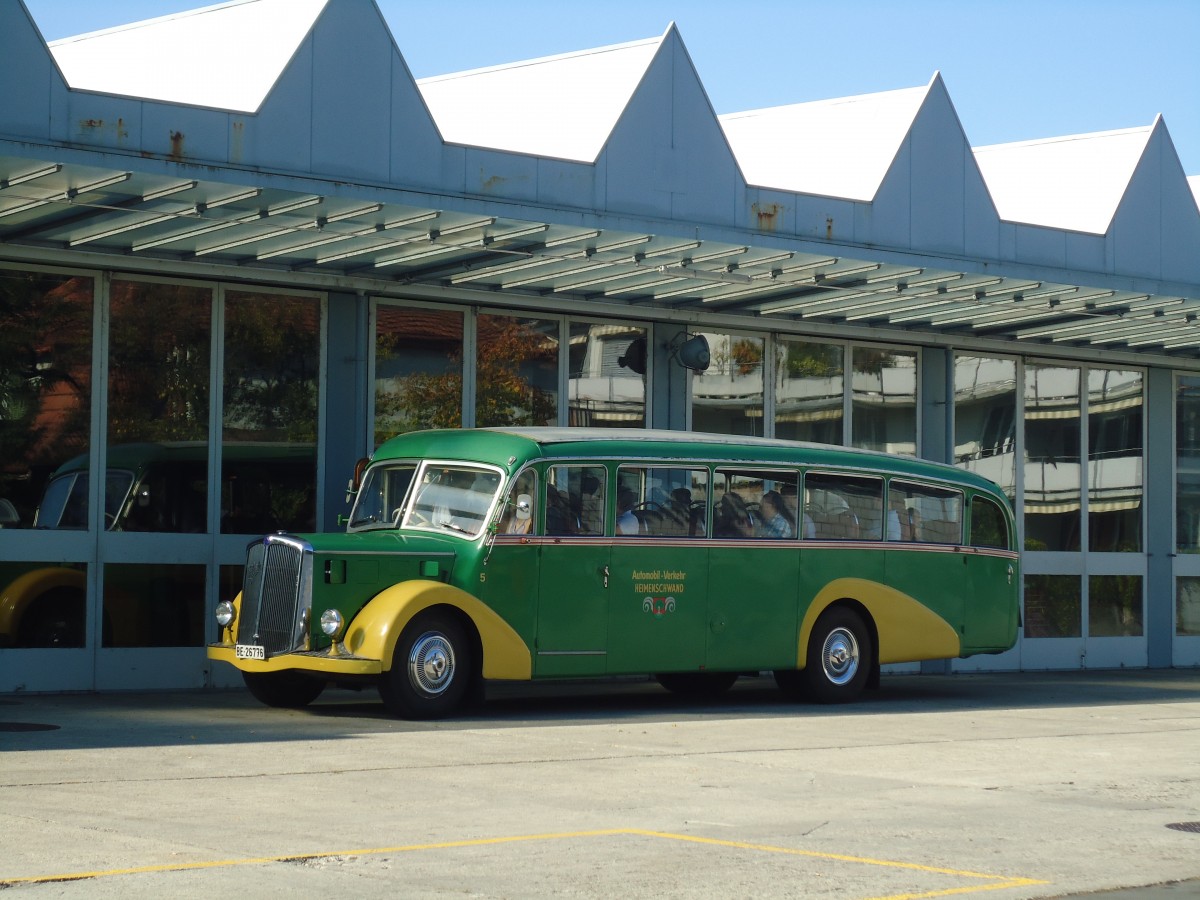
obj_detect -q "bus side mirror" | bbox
[347,457,370,502]
[0,498,18,527]
[515,494,532,521]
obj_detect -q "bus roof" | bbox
[374,428,1007,499]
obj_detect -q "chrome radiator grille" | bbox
[239,536,311,654]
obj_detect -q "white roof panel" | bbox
[719,84,928,201]
[48,0,329,113]
[1190,175,1200,211]
[417,36,661,163]
[974,126,1152,234]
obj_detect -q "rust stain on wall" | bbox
[169,131,186,162]
[752,201,781,231]
[230,120,244,164]
[77,118,128,143]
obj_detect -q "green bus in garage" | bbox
[208,427,1019,718]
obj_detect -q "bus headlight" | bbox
[319,609,344,638]
[215,601,236,627]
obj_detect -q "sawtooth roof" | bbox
[47,0,330,113]
[1,0,1198,360]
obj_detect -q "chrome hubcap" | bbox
[821,627,860,685]
[408,632,456,696]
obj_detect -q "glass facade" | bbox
[955,357,1146,654]
[567,322,646,428]
[0,271,93,527]
[1024,574,1082,639]
[774,338,843,445]
[222,291,320,534]
[108,280,211,533]
[1177,577,1200,636]
[692,331,765,436]
[1087,369,1142,553]
[954,355,1017,500]
[0,261,1182,682]
[1176,376,1200,553]
[374,305,464,443]
[851,347,916,455]
[1024,363,1081,552]
[476,314,559,427]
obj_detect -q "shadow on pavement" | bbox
[1,669,1198,751]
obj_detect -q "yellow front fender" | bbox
[344,581,532,681]
[798,577,960,669]
[0,566,86,639]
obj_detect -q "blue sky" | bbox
[23,0,1200,175]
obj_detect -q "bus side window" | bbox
[804,472,883,540]
[499,469,537,535]
[546,465,606,536]
[714,468,799,539]
[617,466,709,537]
[970,495,1010,549]
[890,480,964,545]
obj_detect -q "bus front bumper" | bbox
[207,643,383,676]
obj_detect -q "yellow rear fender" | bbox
[343,581,532,681]
[0,566,86,638]
[798,578,960,669]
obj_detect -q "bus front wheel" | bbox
[802,607,872,703]
[242,671,326,708]
[379,610,471,720]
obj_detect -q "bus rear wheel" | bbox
[655,671,739,697]
[379,610,471,720]
[801,607,872,704]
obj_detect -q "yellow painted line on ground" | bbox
[0,828,1048,896]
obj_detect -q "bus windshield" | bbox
[403,465,502,536]
[350,461,502,536]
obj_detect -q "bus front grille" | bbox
[239,536,311,654]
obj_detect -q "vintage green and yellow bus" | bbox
[208,428,1019,718]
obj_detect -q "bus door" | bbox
[883,481,966,660]
[960,494,1020,653]
[606,465,710,675]
[705,469,801,672]
[534,464,610,677]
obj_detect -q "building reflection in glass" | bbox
[692,332,764,436]
[476,314,558,427]
[1086,368,1142,552]
[223,291,319,534]
[0,272,94,528]
[851,347,916,455]
[1024,363,1081,552]
[1176,376,1200,553]
[374,305,464,443]
[567,322,646,427]
[954,355,1017,500]
[774,339,843,445]
[1024,574,1082,638]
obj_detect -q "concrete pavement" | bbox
[2,670,1199,898]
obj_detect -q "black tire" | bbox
[379,609,471,720]
[16,588,86,648]
[801,606,872,704]
[772,667,806,699]
[655,671,739,696]
[242,671,326,709]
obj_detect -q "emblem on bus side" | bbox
[643,596,676,617]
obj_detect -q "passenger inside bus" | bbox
[758,490,796,539]
[714,492,755,538]
[546,485,576,535]
[616,489,639,535]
